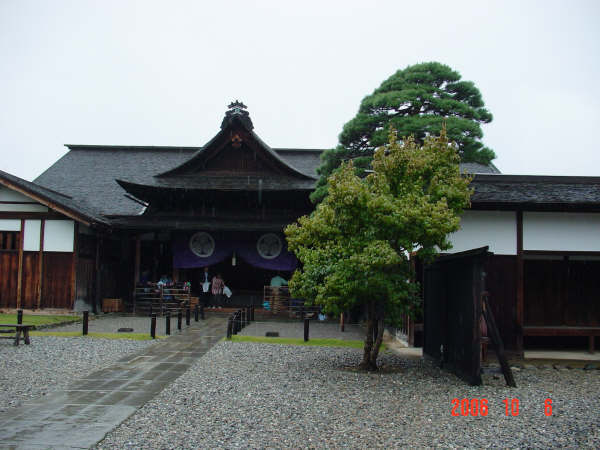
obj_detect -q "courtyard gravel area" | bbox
[96,341,600,449]
[0,335,155,414]
[239,320,365,341]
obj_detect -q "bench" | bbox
[0,324,34,346]
[523,326,600,354]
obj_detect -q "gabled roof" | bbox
[35,145,324,217]
[0,169,110,227]
[154,104,315,180]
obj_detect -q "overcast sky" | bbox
[1,0,599,181]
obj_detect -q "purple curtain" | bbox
[172,232,297,271]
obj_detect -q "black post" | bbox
[241,309,246,328]
[304,317,309,342]
[149,304,153,317]
[177,309,182,331]
[17,309,23,325]
[186,306,191,326]
[227,316,233,339]
[234,311,240,334]
[151,314,156,339]
[200,305,205,320]
[250,305,254,321]
[194,304,199,322]
[83,310,89,336]
[165,312,171,335]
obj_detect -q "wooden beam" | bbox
[70,222,79,309]
[36,220,45,310]
[516,210,524,356]
[16,219,24,309]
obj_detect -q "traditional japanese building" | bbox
[0,102,598,355]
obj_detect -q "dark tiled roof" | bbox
[34,146,325,216]
[460,162,501,174]
[117,175,316,195]
[0,169,109,226]
[35,142,596,219]
[471,175,600,208]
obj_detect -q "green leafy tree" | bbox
[286,128,472,371]
[312,62,493,203]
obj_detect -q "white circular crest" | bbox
[189,232,215,257]
[257,233,282,259]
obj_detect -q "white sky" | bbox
[1,0,599,181]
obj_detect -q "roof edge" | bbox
[473,174,600,184]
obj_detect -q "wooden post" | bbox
[482,293,516,387]
[194,304,199,322]
[186,305,191,326]
[150,314,156,339]
[177,309,182,330]
[589,336,595,354]
[36,219,45,310]
[165,312,171,335]
[200,304,205,320]
[227,316,232,339]
[516,211,524,357]
[340,312,345,332]
[70,222,79,310]
[16,219,24,310]
[95,238,102,315]
[304,317,309,341]
[134,236,141,285]
[17,309,23,324]
[82,310,88,335]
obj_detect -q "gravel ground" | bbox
[96,342,600,449]
[0,335,155,413]
[44,314,191,336]
[239,321,365,341]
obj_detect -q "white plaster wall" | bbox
[523,212,600,251]
[0,187,31,202]
[43,220,74,252]
[23,220,41,251]
[0,219,21,231]
[0,203,48,212]
[447,210,517,255]
[0,187,48,212]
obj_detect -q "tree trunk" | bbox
[369,318,385,368]
[360,300,385,371]
[360,302,375,370]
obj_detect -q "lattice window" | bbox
[0,231,20,251]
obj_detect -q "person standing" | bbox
[211,273,225,309]
[201,266,211,307]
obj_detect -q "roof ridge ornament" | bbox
[221,100,254,130]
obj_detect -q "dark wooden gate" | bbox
[423,247,490,385]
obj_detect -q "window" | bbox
[0,231,20,251]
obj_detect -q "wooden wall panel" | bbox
[524,260,565,326]
[567,260,600,327]
[485,255,518,352]
[523,259,599,327]
[0,252,18,308]
[21,252,40,309]
[42,252,73,308]
[76,257,95,304]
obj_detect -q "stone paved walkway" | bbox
[0,316,227,449]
